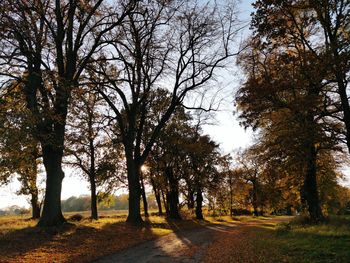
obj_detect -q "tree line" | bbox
[0,0,350,227]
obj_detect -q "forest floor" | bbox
[0,212,349,263]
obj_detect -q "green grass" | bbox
[252,216,350,263]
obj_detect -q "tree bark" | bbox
[89,135,98,220]
[252,179,259,216]
[195,186,204,220]
[150,176,163,215]
[165,167,181,220]
[126,154,143,224]
[90,175,98,220]
[229,174,234,217]
[155,190,163,215]
[37,147,65,226]
[336,73,350,153]
[140,175,149,217]
[187,187,195,210]
[31,191,41,219]
[29,160,41,219]
[161,189,169,215]
[304,143,324,222]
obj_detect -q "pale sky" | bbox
[0,1,257,209]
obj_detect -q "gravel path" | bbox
[93,224,234,263]
[93,217,291,263]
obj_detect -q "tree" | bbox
[251,0,350,152]
[147,105,194,220]
[184,134,221,220]
[92,0,239,224]
[236,39,342,221]
[0,0,137,226]
[65,87,122,220]
[0,83,42,219]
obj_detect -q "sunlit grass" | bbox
[0,215,37,235]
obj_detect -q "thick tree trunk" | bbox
[140,175,149,217]
[165,167,181,219]
[90,176,98,220]
[195,187,204,220]
[37,148,65,226]
[126,155,143,224]
[304,143,324,222]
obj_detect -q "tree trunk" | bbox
[161,189,169,215]
[31,191,41,219]
[328,36,350,153]
[187,188,195,210]
[165,167,181,219]
[89,136,98,220]
[150,177,163,215]
[29,161,40,219]
[155,189,163,215]
[229,175,234,217]
[126,154,143,224]
[195,187,204,220]
[140,175,149,217]
[336,74,350,153]
[37,147,65,226]
[304,143,324,222]
[251,179,259,216]
[90,175,98,220]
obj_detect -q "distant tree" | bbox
[147,106,194,219]
[185,135,221,220]
[61,195,90,212]
[65,87,123,219]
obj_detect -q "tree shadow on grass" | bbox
[0,215,225,263]
[0,221,76,262]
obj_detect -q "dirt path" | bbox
[93,218,290,263]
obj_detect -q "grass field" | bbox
[0,212,349,263]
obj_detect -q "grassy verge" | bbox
[253,216,350,263]
[203,215,350,263]
[0,211,211,263]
